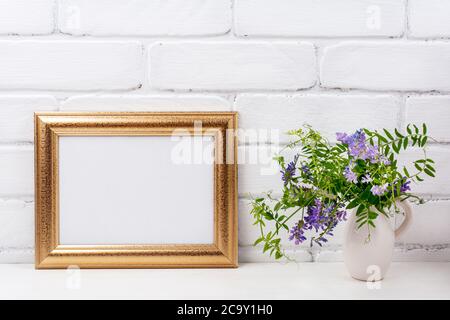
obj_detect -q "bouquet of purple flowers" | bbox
[250,124,434,260]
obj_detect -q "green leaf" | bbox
[253,237,264,246]
[396,140,402,152]
[422,123,427,135]
[357,220,367,229]
[273,202,282,212]
[383,129,394,140]
[346,198,360,210]
[403,137,408,149]
[406,125,412,135]
[414,163,424,172]
[395,128,404,138]
[392,142,400,153]
[376,134,388,144]
[368,211,378,219]
[403,167,410,177]
[356,214,367,223]
[356,205,366,215]
[424,169,435,177]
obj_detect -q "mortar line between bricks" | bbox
[2,196,450,204]
[240,243,450,250]
[0,33,449,41]
[0,89,450,96]
[52,0,58,34]
[404,0,410,39]
[238,195,450,201]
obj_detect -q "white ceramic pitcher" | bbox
[343,200,412,281]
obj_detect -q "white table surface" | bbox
[0,263,448,300]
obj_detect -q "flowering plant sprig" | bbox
[250,124,435,260]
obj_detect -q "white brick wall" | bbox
[0,1,449,263]
[58,0,231,36]
[149,42,316,90]
[0,41,143,90]
[0,0,54,35]
[405,96,450,143]
[399,146,450,196]
[60,95,231,111]
[234,0,405,37]
[408,0,450,39]
[0,146,34,197]
[0,200,34,248]
[321,42,450,91]
[0,96,58,142]
[236,94,401,143]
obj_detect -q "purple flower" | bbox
[281,155,299,185]
[389,178,412,197]
[367,145,380,163]
[336,209,348,221]
[289,199,348,246]
[289,223,306,245]
[337,129,383,163]
[371,184,388,196]
[381,157,391,166]
[301,164,313,180]
[400,180,411,193]
[344,166,358,183]
[361,174,372,184]
[336,132,349,143]
[305,199,323,232]
[301,164,309,174]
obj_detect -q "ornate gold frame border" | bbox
[34,112,238,269]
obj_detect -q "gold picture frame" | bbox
[34,112,238,269]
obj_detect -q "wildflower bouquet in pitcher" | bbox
[250,124,434,260]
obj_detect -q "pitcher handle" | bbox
[395,200,413,238]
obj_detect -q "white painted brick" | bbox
[397,201,450,245]
[59,0,231,36]
[321,42,450,91]
[236,94,400,144]
[392,246,450,262]
[0,96,58,142]
[0,41,143,90]
[149,42,316,91]
[409,0,450,38]
[0,0,54,35]
[61,94,231,111]
[0,146,34,196]
[399,146,450,196]
[238,145,285,196]
[0,248,33,263]
[405,96,450,143]
[235,0,405,37]
[0,200,34,248]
